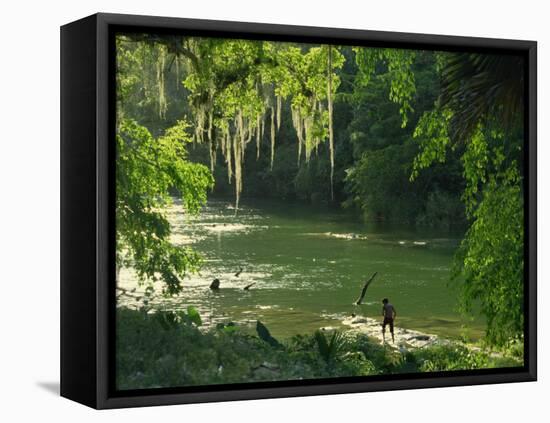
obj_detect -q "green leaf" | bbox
[186,306,202,326]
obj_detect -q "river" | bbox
[117,198,484,341]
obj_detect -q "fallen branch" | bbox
[355,272,378,305]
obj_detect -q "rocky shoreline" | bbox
[341,315,450,349]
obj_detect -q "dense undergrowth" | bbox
[116,307,522,390]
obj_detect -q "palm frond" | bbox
[314,330,349,363]
[440,53,524,142]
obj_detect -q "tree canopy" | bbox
[115,33,525,347]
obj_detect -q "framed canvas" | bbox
[60,13,537,409]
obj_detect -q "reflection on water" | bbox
[117,198,483,340]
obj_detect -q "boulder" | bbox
[410,335,430,341]
[210,278,220,290]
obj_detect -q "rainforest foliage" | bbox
[116,307,521,389]
[115,34,525,348]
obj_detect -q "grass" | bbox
[116,307,522,390]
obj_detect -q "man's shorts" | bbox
[382,317,394,333]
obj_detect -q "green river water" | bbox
[118,198,484,341]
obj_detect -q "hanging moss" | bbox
[178,40,343,208]
[233,110,246,212]
[246,118,253,155]
[276,95,282,130]
[175,56,180,91]
[156,45,167,119]
[194,104,206,144]
[207,112,215,172]
[291,106,304,164]
[270,107,276,170]
[327,45,335,200]
[256,113,262,160]
[225,127,233,184]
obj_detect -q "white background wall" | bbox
[0,0,546,421]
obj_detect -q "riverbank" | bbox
[340,314,524,363]
[342,315,446,348]
[116,307,521,390]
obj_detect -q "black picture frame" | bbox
[60,12,537,409]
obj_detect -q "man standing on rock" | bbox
[381,298,397,343]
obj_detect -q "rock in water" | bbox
[411,335,430,341]
[210,278,220,290]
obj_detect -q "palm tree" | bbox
[439,52,524,142]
